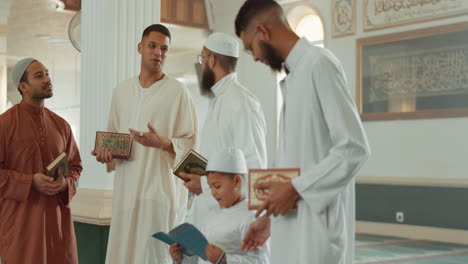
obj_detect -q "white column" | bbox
[0,1,10,114]
[79,0,161,189]
[0,48,6,114]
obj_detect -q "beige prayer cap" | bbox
[11,57,37,88]
[206,148,248,175]
[204,32,239,58]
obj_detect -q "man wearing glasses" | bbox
[180,32,268,229]
[235,1,370,264]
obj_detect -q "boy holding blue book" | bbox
[169,148,270,264]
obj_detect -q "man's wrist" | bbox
[161,137,173,151]
[61,178,69,192]
[289,182,300,201]
[215,252,226,264]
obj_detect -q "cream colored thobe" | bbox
[105,76,197,264]
[191,73,267,228]
[272,38,371,264]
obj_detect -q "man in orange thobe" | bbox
[0,58,82,264]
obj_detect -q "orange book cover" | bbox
[248,168,301,210]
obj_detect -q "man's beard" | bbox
[200,67,215,96]
[32,92,53,100]
[260,41,284,72]
[32,85,53,99]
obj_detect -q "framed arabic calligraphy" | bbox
[356,22,468,121]
[332,0,356,37]
[364,0,468,31]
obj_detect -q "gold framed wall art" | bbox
[356,22,468,121]
[364,0,468,31]
[332,0,356,37]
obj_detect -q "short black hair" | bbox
[235,0,281,37]
[142,24,171,41]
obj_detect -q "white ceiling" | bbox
[3,0,78,69]
[166,23,209,55]
[1,0,208,70]
[1,0,208,107]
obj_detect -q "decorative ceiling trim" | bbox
[161,0,209,30]
[62,0,81,11]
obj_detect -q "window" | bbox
[295,14,324,47]
[287,3,324,47]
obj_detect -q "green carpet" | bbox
[355,234,468,264]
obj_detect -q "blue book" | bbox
[152,223,209,260]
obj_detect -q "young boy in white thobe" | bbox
[169,149,270,264]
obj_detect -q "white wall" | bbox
[303,0,468,179]
[47,66,81,144]
[208,0,279,167]
[0,55,6,114]
[164,51,210,142]
[0,0,11,113]
[208,0,468,179]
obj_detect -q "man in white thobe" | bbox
[235,1,371,264]
[179,33,267,229]
[94,24,197,264]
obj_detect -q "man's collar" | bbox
[211,72,237,97]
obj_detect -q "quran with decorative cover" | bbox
[94,131,133,160]
[46,152,68,180]
[248,168,301,210]
[173,149,208,182]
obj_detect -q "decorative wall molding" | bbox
[71,188,113,226]
[356,176,468,188]
[357,221,468,245]
[161,0,209,29]
[62,0,81,11]
[0,25,8,36]
[331,0,356,37]
[364,0,468,31]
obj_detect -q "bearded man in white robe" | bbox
[178,33,268,229]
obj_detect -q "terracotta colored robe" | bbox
[0,100,82,264]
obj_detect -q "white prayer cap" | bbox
[204,32,239,58]
[206,148,247,175]
[11,58,37,88]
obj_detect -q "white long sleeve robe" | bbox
[191,73,267,228]
[272,38,371,264]
[105,76,197,264]
[182,200,270,264]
